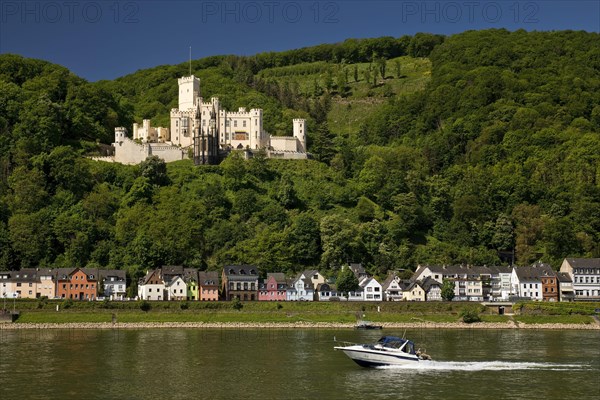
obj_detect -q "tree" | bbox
[441,279,455,301]
[377,57,387,80]
[394,60,402,78]
[140,156,169,186]
[336,266,359,299]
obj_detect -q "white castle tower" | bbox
[170,75,202,149]
[293,119,306,153]
[114,126,127,144]
[178,75,200,110]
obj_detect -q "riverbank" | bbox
[2,320,599,330]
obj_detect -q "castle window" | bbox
[234,121,237,128]
[243,121,246,128]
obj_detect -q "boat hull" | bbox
[335,346,420,367]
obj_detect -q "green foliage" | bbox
[139,300,151,312]
[231,297,243,311]
[460,308,481,323]
[336,267,359,297]
[441,279,455,301]
[62,299,74,309]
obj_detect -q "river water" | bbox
[0,327,598,399]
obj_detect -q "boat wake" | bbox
[378,360,591,371]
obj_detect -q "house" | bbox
[166,275,187,301]
[511,265,549,301]
[556,272,575,302]
[100,270,127,300]
[301,270,326,288]
[221,265,259,301]
[316,283,338,301]
[382,273,405,301]
[55,268,98,300]
[537,263,559,302]
[360,277,382,301]
[421,277,442,301]
[36,268,56,299]
[9,268,39,299]
[287,272,315,301]
[258,273,287,301]
[184,268,199,301]
[488,266,513,301]
[414,265,492,301]
[403,281,426,301]
[138,269,165,301]
[559,258,600,300]
[348,263,369,280]
[0,271,14,299]
[198,271,219,301]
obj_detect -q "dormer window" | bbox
[229,269,235,275]
[250,269,256,275]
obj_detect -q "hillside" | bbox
[0,30,599,287]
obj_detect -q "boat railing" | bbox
[333,337,358,347]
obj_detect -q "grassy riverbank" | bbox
[3,299,598,328]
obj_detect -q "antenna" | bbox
[189,46,192,76]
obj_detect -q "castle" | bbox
[96,74,307,165]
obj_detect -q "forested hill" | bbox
[0,30,599,286]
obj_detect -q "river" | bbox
[1,327,598,399]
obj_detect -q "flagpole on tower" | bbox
[189,46,192,76]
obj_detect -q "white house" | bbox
[382,274,405,301]
[360,277,382,301]
[421,277,442,301]
[488,265,513,301]
[287,272,315,301]
[138,269,165,301]
[511,266,543,301]
[101,270,127,300]
[316,283,338,301]
[166,275,187,301]
[559,258,600,300]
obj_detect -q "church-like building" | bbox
[97,74,308,165]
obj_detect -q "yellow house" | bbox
[403,281,426,301]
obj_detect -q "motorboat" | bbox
[354,320,382,330]
[334,336,431,367]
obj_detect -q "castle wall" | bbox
[270,136,300,152]
[108,137,187,165]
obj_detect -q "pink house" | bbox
[258,273,287,301]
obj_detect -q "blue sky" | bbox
[1,0,599,81]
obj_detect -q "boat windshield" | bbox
[376,336,415,353]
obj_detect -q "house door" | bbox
[79,292,84,300]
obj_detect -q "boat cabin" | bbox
[375,336,416,354]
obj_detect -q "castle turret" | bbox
[178,75,200,110]
[293,119,306,153]
[133,123,139,140]
[114,127,127,144]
